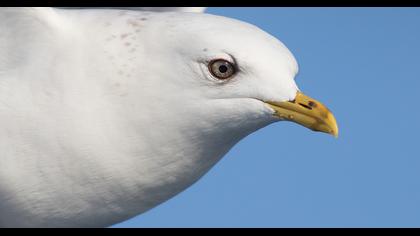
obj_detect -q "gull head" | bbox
[134,12,338,142]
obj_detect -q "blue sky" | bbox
[114,7,420,227]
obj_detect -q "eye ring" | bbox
[208,59,236,80]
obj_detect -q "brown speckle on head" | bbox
[203,48,208,52]
[120,33,130,39]
[130,48,136,53]
[104,22,111,27]
[140,17,147,21]
[125,42,131,47]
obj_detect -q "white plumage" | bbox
[0,7,300,227]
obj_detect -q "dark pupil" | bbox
[218,65,228,73]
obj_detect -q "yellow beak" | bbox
[265,92,338,137]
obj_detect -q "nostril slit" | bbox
[299,103,313,110]
[308,101,317,108]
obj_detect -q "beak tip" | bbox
[330,118,338,138]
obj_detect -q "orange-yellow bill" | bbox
[265,92,338,137]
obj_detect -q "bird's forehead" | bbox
[160,13,298,75]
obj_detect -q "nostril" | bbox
[308,101,317,108]
[299,103,313,110]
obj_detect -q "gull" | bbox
[0,7,338,227]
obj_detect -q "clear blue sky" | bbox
[113,7,420,227]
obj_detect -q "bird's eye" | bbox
[208,59,236,80]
